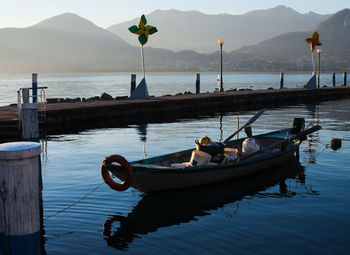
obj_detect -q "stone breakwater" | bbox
[0,86,349,140]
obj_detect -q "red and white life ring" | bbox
[101,154,134,191]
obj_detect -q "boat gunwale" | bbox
[108,128,296,174]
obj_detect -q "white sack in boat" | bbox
[242,138,260,155]
[190,150,211,166]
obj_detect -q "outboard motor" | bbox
[292,118,305,134]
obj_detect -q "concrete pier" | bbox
[0,86,350,139]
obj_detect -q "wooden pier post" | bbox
[130,74,136,97]
[0,142,42,255]
[32,73,38,103]
[21,103,39,142]
[22,88,30,104]
[332,72,336,87]
[195,73,200,94]
[344,72,347,86]
[280,72,284,89]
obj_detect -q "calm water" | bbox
[1,73,349,254]
[39,99,350,254]
[0,72,345,106]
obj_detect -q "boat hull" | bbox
[113,143,298,192]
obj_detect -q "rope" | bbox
[44,181,105,221]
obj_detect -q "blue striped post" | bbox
[0,142,42,255]
[195,73,200,94]
[32,74,38,103]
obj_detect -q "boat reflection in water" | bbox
[102,159,317,250]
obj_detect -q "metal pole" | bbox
[344,72,347,86]
[141,46,145,79]
[195,73,200,94]
[32,73,38,103]
[220,44,223,92]
[280,72,284,89]
[130,74,136,97]
[236,116,239,140]
[317,52,321,88]
[17,90,22,132]
[332,72,336,87]
[311,51,315,74]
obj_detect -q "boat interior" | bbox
[154,137,285,167]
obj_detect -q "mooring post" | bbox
[344,72,347,86]
[280,72,284,89]
[130,74,136,97]
[195,73,200,94]
[0,142,42,255]
[22,88,30,104]
[32,73,38,103]
[332,72,336,87]
[21,103,39,142]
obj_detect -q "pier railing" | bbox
[17,87,48,129]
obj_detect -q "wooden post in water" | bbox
[344,72,347,86]
[195,73,200,94]
[280,72,284,89]
[0,142,42,255]
[32,73,38,103]
[21,103,39,142]
[130,74,136,97]
[332,72,336,87]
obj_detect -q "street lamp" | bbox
[218,39,224,92]
[317,48,322,88]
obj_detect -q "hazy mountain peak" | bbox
[315,8,350,33]
[32,12,101,32]
[150,9,204,16]
[244,5,300,16]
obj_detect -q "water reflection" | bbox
[102,159,314,251]
[136,124,148,159]
[303,104,321,164]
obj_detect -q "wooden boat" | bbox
[101,122,321,193]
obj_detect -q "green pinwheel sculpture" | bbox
[129,14,158,46]
[128,15,157,99]
[129,15,158,78]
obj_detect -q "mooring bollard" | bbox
[21,103,39,142]
[195,73,200,94]
[32,73,38,103]
[332,72,336,87]
[22,88,30,104]
[0,142,42,255]
[130,74,136,97]
[344,72,347,86]
[280,72,284,89]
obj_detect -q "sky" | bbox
[0,0,348,28]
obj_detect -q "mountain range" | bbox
[108,6,329,53]
[0,6,349,73]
